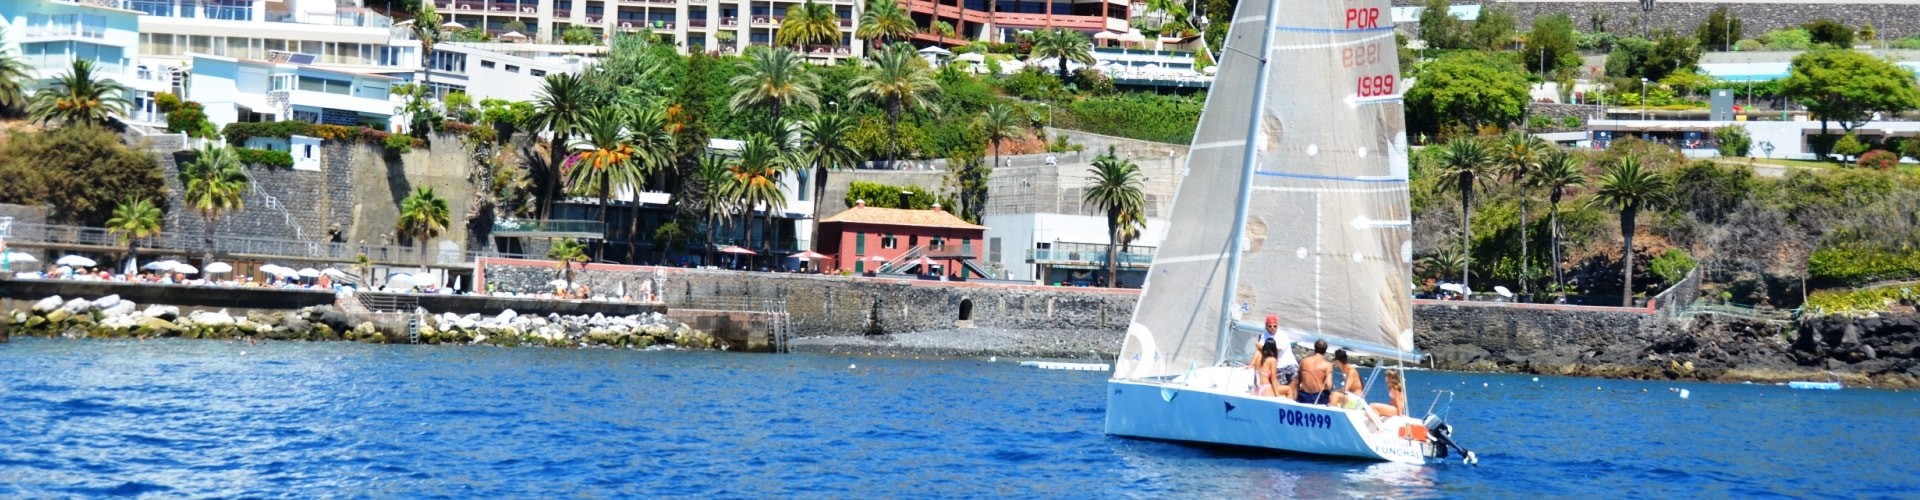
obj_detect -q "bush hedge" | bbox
[1808,244,1920,286]
[222,121,427,150]
[1856,150,1899,170]
[235,147,294,168]
[1807,285,1916,315]
[1052,92,1206,145]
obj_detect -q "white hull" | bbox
[1020,361,1112,371]
[1104,367,1441,464]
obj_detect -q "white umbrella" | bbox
[298,268,321,278]
[204,262,233,274]
[269,266,301,277]
[1494,286,1514,298]
[1119,30,1147,44]
[500,31,528,41]
[440,20,465,30]
[1093,31,1120,40]
[388,273,415,289]
[259,264,286,275]
[173,264,199,274]
[321,268,349,277]
[4,251,38,263]
[56,255,96,268]
[956,52,986,63]
[918,45,952,57]
[144,260,180,271]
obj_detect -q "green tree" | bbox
[503,19,527,35]
[562,25,598,45]
[1712,124,1752,157]
[0,27,32,111]
[1534,150,1585,295]
[178,145,250,263]
[28,59,131,127]
[1494,132,1549,295]
[1832,132,1868,161]
[851,44,941,161]
[1605,31,1700,81]
[1694,5,1742,52]
[777,0,841,50]
[0,126,165,226]
[1433,138,1491,291]
[397,186,451,267]
[530,72,597,220]
[855,0,915,48]
[443,90,476,122]
[622,105,675,257]
[690,153,736,265]
[548,237,589,289]
[727,135,789,266]
[1467,5,1517,51]
[1027,28,1095,81]
[1524,14,1580,76]
[798,112,858,253]
[1417,0,1465,50]
[105,197,163,272]
[408,2,443,110]
[729,46,820,133]
[1082,146,1145,288]
[567,106,641,254]
[1803,19,1854,48]
[652,220,690,262]
[1781,49,1920,139]
[978,103,1024,171]
[1589,156,1670,306]
[1405,51,1530,137]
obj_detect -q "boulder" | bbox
[141,305,180,321]
[89,295,123,310]
[100,301,136,318]
[61,298,92,314]
[190,310,235,327]
[45,308,72,324]
[497,309,518,322]
[32,296,64,313]
[134,317,178,335]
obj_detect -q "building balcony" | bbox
[1027,242,1154,270]
[492,219,607,239]
[750,16,782,27]
[720,17,740,26]
[688,19,708,28]
[616,20,674,30]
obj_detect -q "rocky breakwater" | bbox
[1422,311,1920,389]
[7,294,719,350]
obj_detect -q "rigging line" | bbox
[1270,32,1395,51]
[1254,170,1405,183]
[1314,192,1324,336]
[1191,140,1246,151]
[1154,253,1228,265]
[1255,186,1407,194]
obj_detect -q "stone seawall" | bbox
[1394,1,1920,40]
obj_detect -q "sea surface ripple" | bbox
[1,338,1916,498]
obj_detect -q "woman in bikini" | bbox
[1368,369,1407,418]
[1251,340,1280,397]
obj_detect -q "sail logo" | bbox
[1277,408,1333,429]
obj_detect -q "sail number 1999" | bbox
[1357,75,1396,97]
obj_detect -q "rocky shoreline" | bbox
[789,327,1120,360]
[6,294,719,350]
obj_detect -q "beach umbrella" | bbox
[321,268,348,278]
[1093,31,1120,40]
[56,255,96,268]
[907,255,937,268]
[1494,286,1514,298]
[388,273,415,289]
[1119,30,1147,44]
[144,260,179,271]
[173,264,199,274]
[718,245,757,255]
[440,20,465,30]
[956,52,986,63]
[865,255,888,262]
[789,250,827,260]
[204,262,233,274]
[500,31,528,41]
[269,266,301,277]
[298,268,321,278]
[4,251,38,263]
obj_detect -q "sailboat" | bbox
[1102,0,1476,465]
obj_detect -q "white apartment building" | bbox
[420,42,583,102]
[186,52,398,132]
[430,0,863,58]
[0,0,177,127]
[128,0,421,72]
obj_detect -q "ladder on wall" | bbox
[763,299,792,353]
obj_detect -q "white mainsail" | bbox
[1114,0,1413,381]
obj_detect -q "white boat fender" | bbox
[1679,389,1690,399]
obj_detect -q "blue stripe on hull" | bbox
[1103,379,1428,463]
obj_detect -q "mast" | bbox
[1213,0,1285,363]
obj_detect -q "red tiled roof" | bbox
[819,205,987,230]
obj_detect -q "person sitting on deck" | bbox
[1294,340,1334,405]
[1368,369,1407,418]
[1329,349,1366,410]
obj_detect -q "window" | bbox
[962,238,972,255]
[989,237,1001,262]
[855,232,865,255]
[531,69,547,77]
[504,64,520,73]
[296,76,353,95]
[880,234,897,249]
[481,60,496,69]
[930,237,945,250]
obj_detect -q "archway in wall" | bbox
[958,298,973,321]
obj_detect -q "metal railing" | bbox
[5,222,451,266]
[492,219,607,236]
[1028,242,1155,269]
[356,292,421,313]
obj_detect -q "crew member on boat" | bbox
[1294,340,1334,405]
[1329,349,1366,409]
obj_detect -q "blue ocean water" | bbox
[1,338,1916,498]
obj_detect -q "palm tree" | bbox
[410,2,443,105]
[1432,137,1491,294]
[397,187,452,268]
[0,27,30,111]
[691,152,736,266]
[28,59,132,127]
[855,0,915,48]
[105,197,163,272]
[1027,28,1095,81]
[1589,156,1670,307]
[930,20,955,45]
[1535,150,1586,296]
[1082,147,1145,288]
[530,72,596,220]
[798,112,858,253]
[567,106,639,260]
[729,47,820,133]
[548,238,589,291]
[979,104,1024,170]
[850,43,941,161]
[776,0,840,51]
[1493,132,1549,296]
[624,105,675,259]
[178,145,249,263]
[729,134,790,268]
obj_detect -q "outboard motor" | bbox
[1424,415,1479,466]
